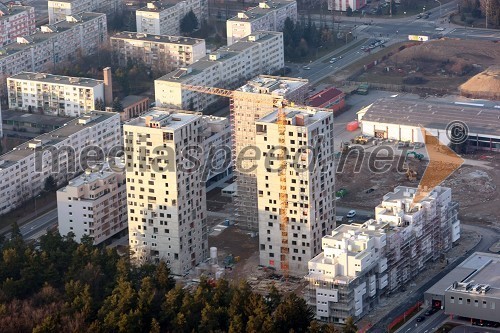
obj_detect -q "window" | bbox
[450,297,454,304]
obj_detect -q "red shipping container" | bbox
[346,121,359,131]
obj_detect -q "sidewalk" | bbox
[0,200,57,236]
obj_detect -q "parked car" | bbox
[416,14,422,19]
[346,210,357,218]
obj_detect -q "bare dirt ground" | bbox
[356,39,500,92]
[336,148,500,230]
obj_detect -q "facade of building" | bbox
[124,109,231,275]
[255,107,336,276]
[0,3,36,46]
[154,31,285,111]
[307,87,346,115]
[232,75,309,231]
[136,0,207,36]
[57,168,127,245]
[359,98,500,151]
[0,111,121,215]
[425,252,500,324]
[306,186,461,323]
[48,0,122,24]
[226,0,297,45]
[0,13,108,85]
[7,72,105,117]
[120,95,149,122]
[327,0,366,11]
[110,32,206,71]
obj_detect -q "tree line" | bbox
[0,226,358,333]
[283,18,334,61]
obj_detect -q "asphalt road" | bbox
[369,223,500,332]
[3,209,58,241]
[396,310,448,333]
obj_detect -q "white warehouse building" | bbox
[358,98,500,151]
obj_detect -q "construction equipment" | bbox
[181,84,290,278]
[352,135,369,145]
[336,188,348,198]
[341,141,351,153]
[407,151,424,160]
[405,163,418,182]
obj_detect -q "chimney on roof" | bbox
[103,67,113,107]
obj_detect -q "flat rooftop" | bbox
[111,31,204,46]
[0,4,33,20]
[0,13,105,58]
[121,95,149,108]
[9,72,103,88]
[1,109,72,128]
[125,108,201,130]
[256,106,331,126]
[426,252,500,297]
[0,111,117,170]
[64,170,116,188]
[137,1,175,12]
[362,98,500,137]
[237,75,308,95]
[228,0,296,22]
[157,31,281,82]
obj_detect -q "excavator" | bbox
[404,163,418,181]
[407,151,424,161]
[352,135,369,145]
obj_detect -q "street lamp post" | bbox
[435,0,442,17]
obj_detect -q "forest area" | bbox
[0,225,358,333]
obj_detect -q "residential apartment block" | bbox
[57,168,127,245]
[0,13,107,89]
[124,109,229,275]
[255,107,336,276]
[48,0,122,24]
[232,75,309,232]
[110,31,206,72]
[136,0,207,36]
[306,186,460,323]
[154,31,285,111]
[226,0,297,45]
[328,0,366,11]
[0,111,121,215]
[0,3,35,46]
[7,72,105,117]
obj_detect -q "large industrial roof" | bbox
[362,98,500,137]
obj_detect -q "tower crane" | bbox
[181,84,290,277]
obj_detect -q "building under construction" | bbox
[232,75,309,232]
[306,186,461,324]
[255,106,336,276]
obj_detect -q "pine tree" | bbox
[343,317,358,333]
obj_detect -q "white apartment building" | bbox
[255,107,336,276]
[136,0,207,36]
[0,111,121,215]
[0,3,35,46]
[110,31,206,72]
[154,31,284,111]
[7,72,105,117]
[232,75,309,232]
[226,0,297,45]
[57,168,127,245]
[0,13,107,90]
[124,109,214,275]
[306,186,461,323]
[48,0,122,24]
[327,0,366,12]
